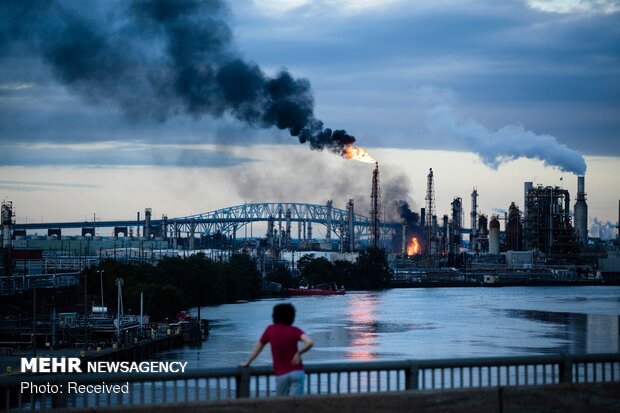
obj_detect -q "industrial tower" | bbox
[470,188,478,252]
[425,168,435,254]
[573,176,588,245]
[370,162,381,248]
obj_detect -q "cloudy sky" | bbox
[0,0,618,235]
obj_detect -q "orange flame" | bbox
[343,145,377,164]
[406,237,420,256]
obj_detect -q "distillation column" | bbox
[424,168,435,254]
[345,199,355,252]
[470,188,478,251]
[326,200,333,243]
[1,201,14,248]
[370,162,381,248]
[144,208,152,239]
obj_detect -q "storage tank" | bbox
[489,217,500,254]
[573,176,588,245]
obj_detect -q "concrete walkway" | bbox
[56,382,620,413]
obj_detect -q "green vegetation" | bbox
[279,247,392,291]
[83,253,261,321]
[84,248,391,320]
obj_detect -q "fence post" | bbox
[559,356,573,383]
[405,362,419,390]
[51,375,68,409]
[236,369,251,398]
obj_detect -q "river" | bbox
[155,286,620,368]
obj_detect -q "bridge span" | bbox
[12,202,402,241]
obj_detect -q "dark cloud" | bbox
[0,0,618,157]
[234,1,620,155]
[0,0,356,153]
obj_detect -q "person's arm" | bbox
[240,341,266,368]
[291,334,313,365]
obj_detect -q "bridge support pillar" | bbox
[188,223,196,250]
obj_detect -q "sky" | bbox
[0,0,619,237]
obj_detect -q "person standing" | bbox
[240,303,313,396]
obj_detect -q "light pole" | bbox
[97,270,105,310]
[115,278,124,344]
[83,271,88,350]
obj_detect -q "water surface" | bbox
[155,286,620,368]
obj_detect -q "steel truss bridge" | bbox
[13,202,400,240]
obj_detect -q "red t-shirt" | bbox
[260,324,304,376]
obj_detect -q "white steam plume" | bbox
[590,218,618,240]
[420,87,587,175]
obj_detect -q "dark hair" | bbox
[272,303,295,325]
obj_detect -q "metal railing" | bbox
[1,353,618,411]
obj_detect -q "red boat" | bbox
[287,283,345,296]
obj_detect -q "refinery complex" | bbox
[1,165,620,289]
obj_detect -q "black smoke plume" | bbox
[0,0,356,152]
[392,201,424,254]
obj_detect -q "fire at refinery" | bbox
[406,237,420,256]
[343,145,377,164]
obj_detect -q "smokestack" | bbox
[574,176,588,245]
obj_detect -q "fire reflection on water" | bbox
[346,295,379,361]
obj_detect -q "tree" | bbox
[298,255,337,286]
[355,247,391,290]
[227,254,262,300]
[333,259,357,290]
[265,264,296,288]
